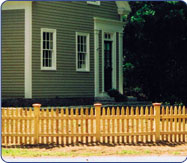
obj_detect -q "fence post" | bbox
[153,103,161,142]
[32,103,41,144]
[94,103,102,143]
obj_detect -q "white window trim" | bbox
[41,28,57,71]
[76,32,90,72]
[87,1,100,6]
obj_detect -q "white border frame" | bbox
[41,28,57,71]
[75,32,90,72]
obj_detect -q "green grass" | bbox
[118,150,141,155]
[2,148,74,157]
[172,151,181,155]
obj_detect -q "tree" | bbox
[123,1,187,104]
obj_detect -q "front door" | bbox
[104,41,112,92]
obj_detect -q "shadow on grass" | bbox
[2,141,186,149]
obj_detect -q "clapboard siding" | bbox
[32,1,119,98]
[2,10,25,99]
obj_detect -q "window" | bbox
[41,28,56,70]
[87,1,100,5]
[104,32,112,40]
[76,32,90,72]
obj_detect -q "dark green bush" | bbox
[107,89,127,102]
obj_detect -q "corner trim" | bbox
[2,1,32,99]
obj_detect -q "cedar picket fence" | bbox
[1,103,187,145]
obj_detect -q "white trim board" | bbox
[2,1,32,99]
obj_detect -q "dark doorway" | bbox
[104,41,112,92]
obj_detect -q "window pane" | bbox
[47,41,49,49]
[49,41,53,49]
[47,32,49,40]
[43,32,46,40]
[50,33,53,41]
[49,59,52,67]
[43,41,45,49]
[83,36,86,44]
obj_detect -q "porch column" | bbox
[119,32,123,94]
[94,29,100,97]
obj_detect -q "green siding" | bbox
[2,10,25,99]
[32,1,119,98]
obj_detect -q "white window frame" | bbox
[76,32,90,72]
[41,28,57,70]
[87,1,100,6]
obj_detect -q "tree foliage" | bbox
[123,1,187,104]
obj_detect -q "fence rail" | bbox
[2,103,187,145]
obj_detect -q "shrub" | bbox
[107,89,127,102]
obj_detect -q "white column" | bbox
[94,29,100,97]
[119,32,123,94]
[24,2,32,98]
[112,32,117,90]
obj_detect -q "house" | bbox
[2,1,131,103]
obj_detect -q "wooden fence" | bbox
[2,103,187,145]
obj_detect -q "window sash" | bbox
[76,33,90,71]
[41,28,56,70]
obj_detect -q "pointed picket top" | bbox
[90,107,93,116]
[116,107,120,115]
[126,106,129,115]
[131,106,134,115]
[136,106,139,115]
[103,107,106,116]
[140,106,144,115]
[107,107,110,116]
[170,106,173,115]
[121,107,125,115]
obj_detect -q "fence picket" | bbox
[161,106,165,141]
[121,107,125,143]
[166,106,169,141]
[66,107,69,145]
[145,106,148,142]
[29,107,32,144]
[126,107,129,143]
[90,107,94,143]
[112,107,115,144]
[102,107,106,143]
[2,108,5,144]
[80,107,84,143]
[61,107,64,145]
[75,108,79,143]
[46,108,49,144]
[170,106,173,142]
[174,106,177,142]
[107,107,110,143]
[131,107,134,143]
[140,106,144,142]
[178,106,182,142]
[182,106,186,142]
[150,106,154,142]
[116,107,120,144]
[85,108,89,144]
